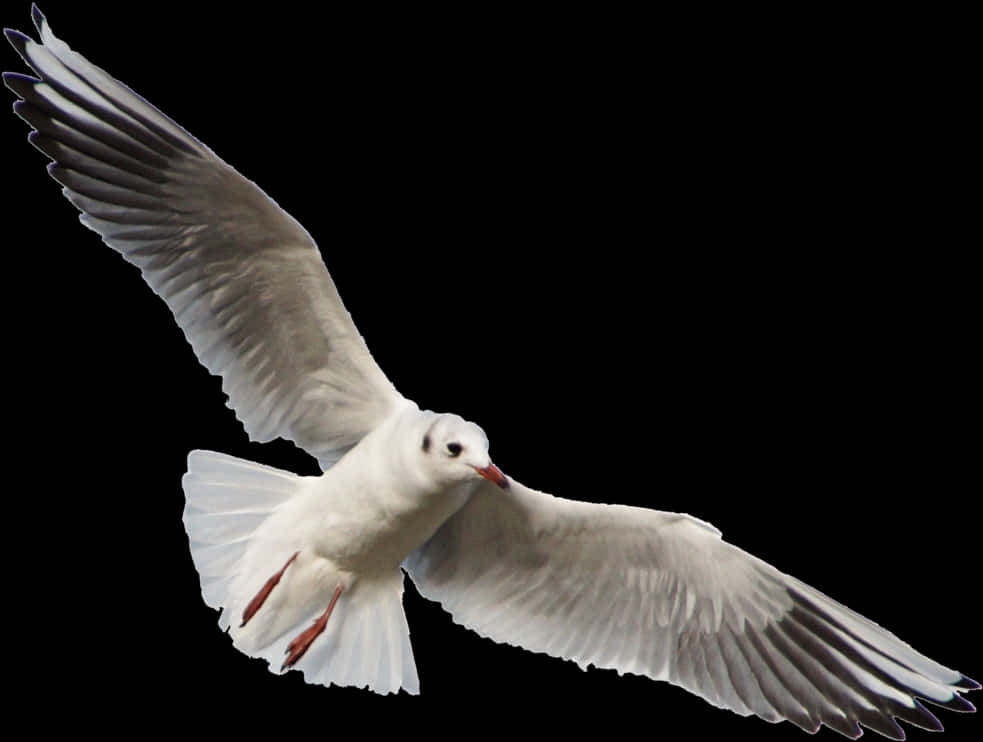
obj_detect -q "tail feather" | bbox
[182,450,302,617]
[182,450,420,695]
[297,575,420,695]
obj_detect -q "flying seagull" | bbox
[4,5,977,739]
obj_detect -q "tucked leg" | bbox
[281,584,344,670]
[240,551,299,628]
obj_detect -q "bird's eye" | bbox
[422,435,431,452]
[446,442,462,457]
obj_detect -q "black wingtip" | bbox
[910,700,945,732]
[4,27,28,44]
[4,27,31,58]
[926,693,976,713]
[11,98,30,123]
[857,711,906,741]
[26,130,53,159]
[2,71,38,99]
[31,4,46,35]
[955,674,981,691]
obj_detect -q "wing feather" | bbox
[405,481,977,738]
[4,9,404,467]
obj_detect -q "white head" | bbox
[416,413,509,490]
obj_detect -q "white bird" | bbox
[4,6,977,739]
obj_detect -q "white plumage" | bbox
[4,5,976,739]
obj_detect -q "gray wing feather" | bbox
[405,481,977,739]
[4,10,403,467]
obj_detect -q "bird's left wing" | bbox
[404,480,977,739]
[4,7,405,468]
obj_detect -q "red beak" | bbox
[474,462,509,489]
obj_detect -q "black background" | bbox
[4,2,978,738]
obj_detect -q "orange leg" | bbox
[281,584,344,671]
[240,551,299,628]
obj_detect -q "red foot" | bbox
[281,584,344,670]
[240,551,299,628]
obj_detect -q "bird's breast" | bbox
[301,475,474,575]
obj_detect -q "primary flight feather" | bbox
[4,5,977,738]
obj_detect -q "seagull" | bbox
[4,6,977,738]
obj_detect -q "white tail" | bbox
[182,450,419,694]
[182,450,303,626]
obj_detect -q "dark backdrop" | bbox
[4,2,977,738]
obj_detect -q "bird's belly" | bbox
[303,483,473,574]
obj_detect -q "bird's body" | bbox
[183,405,489,692]
[4,5,977,738]
[247,406,473,575]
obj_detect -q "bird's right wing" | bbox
[4,7,406,469]
[405,480,977,739]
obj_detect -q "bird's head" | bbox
[417,413,509,490]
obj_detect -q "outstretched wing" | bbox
[4,7,405,468]
[405,480,978,739]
